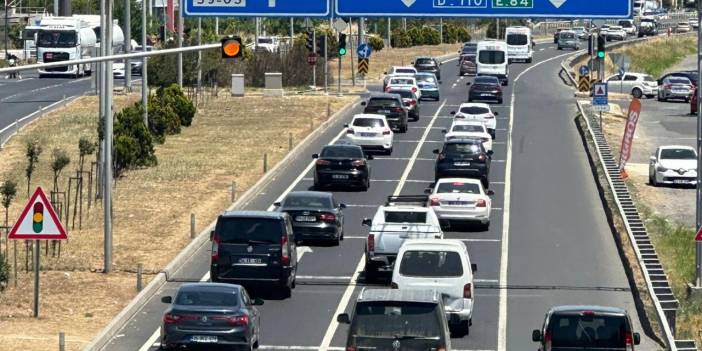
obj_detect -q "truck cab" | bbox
[36,16,97,78]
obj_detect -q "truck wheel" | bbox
[364,261,380,282]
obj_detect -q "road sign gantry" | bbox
[184,0,331,17]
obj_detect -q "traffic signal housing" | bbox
[338,33,347,56]
[221,36,243,59]
[316,35,326,57]
[32,202,43,233]
[597,34,606,59]
[305,30,314,52]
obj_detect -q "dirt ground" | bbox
[0,91,354,351]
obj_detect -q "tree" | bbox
[50,148,70,193]
[25,140,42,198]
[0,180,17,229]
[78,137,96,173]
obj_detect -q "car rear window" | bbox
[559,32,575,39]
[390,77,415,85]
[368,98,400,108]
[395,68,416,74]
[548,314,629,349]
[415,58,434,65]
[217,217,283,244]
[437,181,481,194]
[388,90,414,99]
[461,55,476,63]
[669,78,691,85]
[351,302,442,338]
[661,148,696,159]
[283,194,332,209]
[384,211,427,223]
[643,75,655,82]
[353,118,385,128]
[321,146,364,158]
[452,124,484,133]
[444,143,482,155]
[460,106,490,115]
[176,290,239,307]
[399,251,464,277]
[507,33,529,45]
[474,76,499,85]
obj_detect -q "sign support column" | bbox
[695,0,702,288]
[33,239,39,317]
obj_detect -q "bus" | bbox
[505,26,533,63]
[476,40,509,86]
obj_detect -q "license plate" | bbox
[332,174,349,179]
[191,335,218,343]
[673,90,687,94]
[454,162,471,166]
[238,257,262,264]
[295,215,317,222]
[378,109,390,114]
[448,201,470,206]
[481,93,491,97]
[674,179,688,184]
[360,132,376,137]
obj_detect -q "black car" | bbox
[313,144,372,190]
[638,20,658,37]
[210,211,297,297]
[274,191,346,245]
[434,138,492,187]
[413,56,441,80]
[160,283,263,351]
[460,42,477,56]
[386,88,420,121]
[362,93,409,132]
[468,76,503,104]
[532,305,641,351]
[659,70,698,87]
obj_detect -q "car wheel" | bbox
[482,177,489,189]
[632,88,643,99]
[557,46,562,50]
[526,58,532,63]
[361,178,369,191]
[400,124,408,133]
[497,98,503,104]
[468,97,473,102]
[658,92,664,101]
[650,173,659,187]
[279,283,292,298]
[386,147,393,155]
[482,221,491,231]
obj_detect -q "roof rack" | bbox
[385,195,429,207]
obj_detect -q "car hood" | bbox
[660,159,696,170]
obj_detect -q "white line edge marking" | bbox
[496,50,579,351]
[138,329,161,351]
[318,99,448,351]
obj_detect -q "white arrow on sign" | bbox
[401,0,417,7]
[549,0,567,8]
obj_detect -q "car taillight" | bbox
[393,107,404,113]
[216,314,249,326]
[477,199,487,207]
[281,235,290,265]
[430,197,440,206]
[211,232,220,262]
[455,114,465,119]
[437,348,447,351]
[390,282,398,289]
[367,234,375,254]
[664,84,671,89]
[385,87,392,92]
[316,159,331,166]
[544,330,552,351]
[485,114,494,119]
[464,283,472,298]
[319,213,336,222]
[410,100,417,106]
[411,86,417,92]
[383,128,391,135]
[625,332,634,351]
[351,159,366,167]
[346,347,357,351]
[163,313,181,324]
[346,128,355,134]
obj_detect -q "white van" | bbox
[476,40,509,86]
[505,26,532,63]
[391,239,477,335]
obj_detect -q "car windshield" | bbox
[37,30,77,47]
[437,181,481,194]
[388,90,414,99]
[399,251,464,277]
[175,289,239,307]
[396,68,416,74]
[669,78,691,85]
[619,21,633,27]
[444,143,482,155]
[548,314,628,348]
[217,218,282,244]
[560,32,575,39]
[478,50,505,64]
[351,302,442,338]
[283,194,332,209]
[573,27,585,32]
[452,124,484,133]
[353,118,385,128]
[368,98,400,108]
[321,146,364,158]
[506,33,528,45]
[661,149,696,160]
[460,106,490,115]
[415,58,434,65]
[384,211,427,223]
[390,78,415,85]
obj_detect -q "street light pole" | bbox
[695,0,702,288]
[125,0,131,92]
[141,0,148,127]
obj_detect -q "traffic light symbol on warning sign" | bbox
[8,187,67,240]
[33,202,43,233]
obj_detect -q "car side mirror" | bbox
[360,101,366,106]
[471,263,477,272]
[337,313,351,324]
[161,296,172,304]
[494,112,499,116]
[366,154,374,160]
[432,149,440,154]
[253,298,265,306]
[441,129,448,134]
[450,111,456,115]
[362,218,372,226]
[424,188,433,195]
[209,230,215,241]
[488,150,494,156]
[273,202,281,207]
[487,189,495,196]
[466,82,472,86]
[312,153,319,159]
[633,333,640,345]
[532,329,542,342]
[650,156,656,162]
[340,203,347,209]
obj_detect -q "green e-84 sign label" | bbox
[492,0,533,8]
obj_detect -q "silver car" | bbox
[557,31,579,50]
[658,76,693,102]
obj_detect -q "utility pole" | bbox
[440,18,443,44]
[176,0,182,87]
[124,0,131,92]
[349,18,355,86]
[402,17,407,31]
[312,29,316,88]
[101,0,114,274]
[323,33,328,93]
[141,0,148,127]
[290,17,294,42]
[196,17,201,94]
[387,17,391,48]
[695,0,702,288]
[496,19,500,39]
[4,0,8,60]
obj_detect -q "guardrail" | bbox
[562,35,699,351]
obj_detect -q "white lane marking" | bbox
[318,100,448,351]
[138,329,161,351]
[260,347,492,351]
[539,48,545,51]
[475,279,499,283]
[496,50,577,351]
[344,204,381,208]
[297,275,352,280]
[300,178,433,183]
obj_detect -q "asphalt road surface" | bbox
[88,42,659,351]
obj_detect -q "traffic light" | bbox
[597,34,606,59]
[316,34,326,57]
[305,29,314,52]
[32,202,43,233]
[221,36,243,59]
[338,33,347,56]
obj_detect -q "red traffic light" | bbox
[221,36,243,59]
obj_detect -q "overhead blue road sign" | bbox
[185,0,330,17]
[357,44,372,59]
[335,0,630,18]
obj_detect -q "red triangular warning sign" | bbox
[8,187,67,240]
[696,227,702,242]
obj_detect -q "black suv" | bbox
[362,93,409,133]
[434,138,492,187]
[210,211,298,298]
[413,56,441,80]
[313,144,372,190]
[532,305,641,351]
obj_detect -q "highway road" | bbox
[89,42,660,351]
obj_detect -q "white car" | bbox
[391,239,477,334]
[344,114,394,154]
[606,72,658,99]
[443,121,493,152]
[426,177,493,228]
[383,66,418,89]
[649,145,697,187]
[385,75,422,99]
[605,25,627,41]
[452,103,498,139]
[676,22,691,33]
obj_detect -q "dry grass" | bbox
[328,43,461,81]
[0,91,354,350]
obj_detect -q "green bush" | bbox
[147,97,181,142]
[113,103,157,177]
[367,35,385,52]
[0,253,8,291]
[156,84,196,127]
[421,27,441,45]
[391,29,412,48]
[407,27,425,46]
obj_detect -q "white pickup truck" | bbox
[363,196,444,281]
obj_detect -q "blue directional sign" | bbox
[592,83,609,112]
[579,65,590,76]
[185,0,330,17]
[357,44,372,59]
[335,0,630,18]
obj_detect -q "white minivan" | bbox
[476,40,509,86]
[505,26,533,63]
[391,239,477,335]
